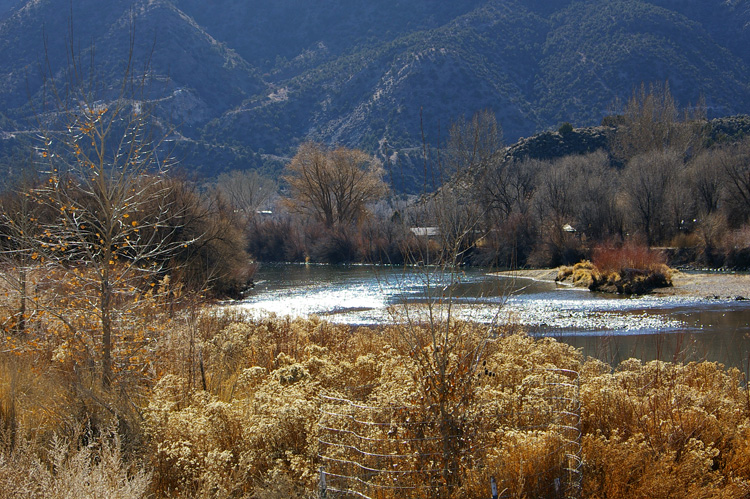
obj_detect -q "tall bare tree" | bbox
[283,142,387,227]
[613,81,705,162]
[621,149,683,245]
[28,26,197,386]
[719,137,750,224]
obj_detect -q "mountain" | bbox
[0,0,749,191]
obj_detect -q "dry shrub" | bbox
[145,315,590,498]
[5,293,750,498]
[558,242,676,294]
[145,316,396,497]
[145,366,320,496]
[581,359,750,497]
[592,241,667,275]
[583,431,727,498]
[481,430,567,499]
[556,264,574,281]
[247,218,307,263]
[556,261,603,288]
[722,224,750,269]
[670,231,702,249]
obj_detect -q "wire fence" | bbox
[318,368,582,499]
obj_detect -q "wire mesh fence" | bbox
[318,367,582,499]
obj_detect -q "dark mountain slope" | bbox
[205,3,547,154]
[536,0,750,126]
[648,0,750,65]
[1,0,750,190]
[0,0,264,125]
[174,0,487,71]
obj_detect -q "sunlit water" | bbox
[231,264,750,368]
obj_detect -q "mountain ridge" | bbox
[1,0,749,190]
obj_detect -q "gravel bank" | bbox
[494,268,750,300]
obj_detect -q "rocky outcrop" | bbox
[503,126,614,164]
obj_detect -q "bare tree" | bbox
[215,169,277,221]
[479,157,537,221]
[445,109,503,179]
[620,149,683,245]
[688,149,724,217]
[613,81,705,162]
[719,137,750,224]
[283,142,387,227]
[27,27,197,387]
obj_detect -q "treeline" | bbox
[244,84,750,269]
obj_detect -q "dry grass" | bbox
[2,274,750,497]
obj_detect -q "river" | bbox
[232,264,750,369]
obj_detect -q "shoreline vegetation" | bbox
[4,310,750,497]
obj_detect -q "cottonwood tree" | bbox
[28,31,197,387]
[283,142,387,227]
[688,149,724,218]
[530,156,583,265]
[719,137,750,224]
[445,109,503,180]
[621,149,683,245]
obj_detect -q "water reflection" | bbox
[234,264,750,369]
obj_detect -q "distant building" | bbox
[410,227,440,237]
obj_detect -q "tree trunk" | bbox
[101,268,112,388]
[17,266,26,334]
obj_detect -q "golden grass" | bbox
[1,280,750,498]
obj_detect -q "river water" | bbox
[233,264,750,369]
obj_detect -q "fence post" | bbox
[320,466,327,499]
[491,476,498,499]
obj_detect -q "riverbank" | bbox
[496,268,750,300]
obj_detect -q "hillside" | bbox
[0,0,749,190]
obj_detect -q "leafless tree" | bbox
[215,169,277,222]
[688,149,724,217]
[719,137,750,225]
[620,149,683,245]
[613,81,705,162]
[445,109,503,179]
[27,26,198,387]
[283,142,388,227]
